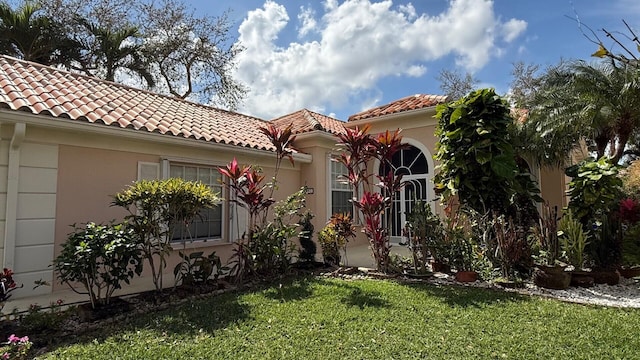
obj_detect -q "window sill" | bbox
[171,238,233,249]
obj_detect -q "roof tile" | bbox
[271,109,347,135]
[0,55,276,151]
[348,94,448,122]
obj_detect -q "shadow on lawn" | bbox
[400,281,532,308]
[262,276,390,309]
[38,291,251,354]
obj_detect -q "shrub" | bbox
[566,156,622,227]
[53,222,143,309]
[173,251,225,286]
[297,210,316,262]
[317,213,355,266]
[621,160,640,200]
[434,88,519,215]
[113,178,218,291]
[0,334,31,360]
[558,211,589,269]
[317,226,341,266]
[406,201,446,273]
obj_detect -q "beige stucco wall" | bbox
[0,120,304,296]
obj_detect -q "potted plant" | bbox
[446,213,479,282]
[531,204,571,289]
[406,200,447,274]
[557,211,594,287]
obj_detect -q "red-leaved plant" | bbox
[336,126,407,272]
[219,123,296,283]
[618,198,640,224]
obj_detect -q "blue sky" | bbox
[185,0,640,121]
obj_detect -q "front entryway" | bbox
[379,144,432,243]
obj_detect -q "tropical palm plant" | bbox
[77,18,154,87]
[0,2,80,65]
[521,60,640,165]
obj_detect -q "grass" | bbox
[40,276,640,359]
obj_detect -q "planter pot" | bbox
[454,271,478,283]
[570,270,595,288]
[430,261,451,274]
[533,265,571,290]
[618,266,640,279]
[591,269,620,285]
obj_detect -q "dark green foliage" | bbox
[406,201,446,272]
[434,88,519,215]
[566,157,623,227]
[113,178,218,291]
[250,188,305,276]
[0,2,80,66]
[173,251,225,286]
[622,223,640,266]
[297,211,316,262]
[53,222,143,309]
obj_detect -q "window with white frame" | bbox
[330,159,353,216]
[169,164,223,242]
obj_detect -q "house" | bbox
[0,55,567,299]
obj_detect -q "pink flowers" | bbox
[6,335,28,345]
[2,334,31,360]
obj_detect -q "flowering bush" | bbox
[0,334,31,360]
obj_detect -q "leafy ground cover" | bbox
[40,276,640,359]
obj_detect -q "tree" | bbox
[523,60,640,165]
[433,88,518,215]
[139,0,246,109]
[76,18,154,86]
[24,0,247,110]
[509,61,543,109]
[437,69,478,100]
[0,1,80,65]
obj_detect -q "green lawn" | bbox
[41,277,640,359]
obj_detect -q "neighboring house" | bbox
[0,56,567,299]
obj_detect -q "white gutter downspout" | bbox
[3,123,26,270]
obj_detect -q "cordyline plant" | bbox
[219,123,297,283]
[336,125,407,272]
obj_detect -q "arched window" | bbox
[379,145,431,240]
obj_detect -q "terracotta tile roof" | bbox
[348,94,448,122]
[0,55,276,151]
[271,109,347,135]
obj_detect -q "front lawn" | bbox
[41,277,640,359]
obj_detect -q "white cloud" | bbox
[297,6,317,38]
[501,18,527,43]
[235,0,527,119]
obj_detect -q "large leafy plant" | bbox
[566,156,622,227]
[113,178,218,291]
[53,222,143,309]
[433,88,519,215]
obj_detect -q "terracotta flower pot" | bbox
[454,270,478,282]
[618,266,640,279]
[570,270,595,288]
[591,269,620,285]
[532,265,571,290]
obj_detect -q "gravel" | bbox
[330,268,640,308]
